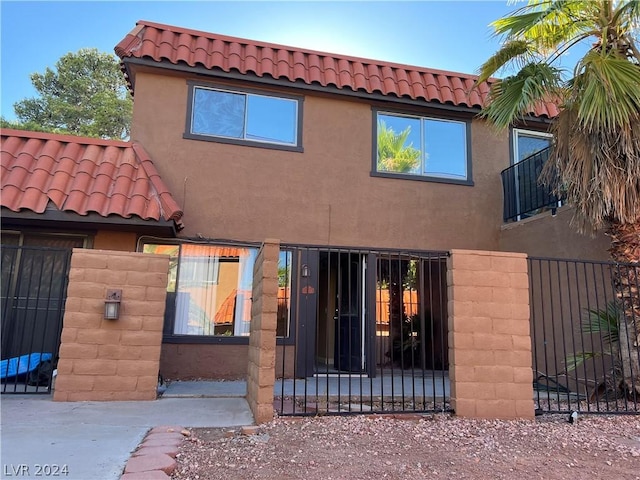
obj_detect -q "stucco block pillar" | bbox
[447,249,534,419]
[54,249,169,401]
[247,239,280,424]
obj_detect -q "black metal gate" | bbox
[529,257,639,414]
[276,245,451,416]
[1,246,73,393]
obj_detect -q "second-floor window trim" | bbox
[511,128,553,164]
[371,108,472,185]
[184,81,304,152]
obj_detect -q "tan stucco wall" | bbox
[159,343,248,380]
[131,72,509,251]
[93,230,138,251]
[499,206,610,261]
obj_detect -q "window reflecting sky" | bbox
[379,113,467,179]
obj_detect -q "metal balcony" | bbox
[501,147,563,222]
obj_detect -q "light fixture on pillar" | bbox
[301,264,311,278]
[104,289,122,320]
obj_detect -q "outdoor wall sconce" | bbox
[104,289,122,320]
[301,264,311,278]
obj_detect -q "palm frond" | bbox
[565,300,620,372]
[480,62,564,130]
[493,1,596,50]
[492,0,560,38]
[476,40,533,84]
[583,302,620,345]
[492,10,552,37]
[565,351,603,372]
[612,0,640,35]
[572,50,640,133]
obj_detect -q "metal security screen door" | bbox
[1,235,81,393]
[295,249,375,377]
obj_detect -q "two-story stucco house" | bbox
[2,21,612,410]
[111,20,608,383]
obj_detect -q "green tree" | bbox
[477,0,639,397]
[12,48,132,140]
[377,121,421,173]
[0,117,54,134]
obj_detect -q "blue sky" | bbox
[0,1,556,121]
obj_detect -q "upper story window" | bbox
[185,82,303,151]
[373,110,471,185]
[513,128,552,163]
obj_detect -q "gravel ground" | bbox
[173,413,640,480]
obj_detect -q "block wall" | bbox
[54,249,169,401]
[447,249,534,419]
[247,239,280,424]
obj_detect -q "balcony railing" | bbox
[501,147,564,222]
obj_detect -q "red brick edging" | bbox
[120,426,190,480]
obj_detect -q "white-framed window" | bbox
[510,129,556,220]
[513,129,552,163]
[374,111,470,183]
[186,83,302,150]
[143,243,258,337]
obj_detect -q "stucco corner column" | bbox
[447,249,534,420]
[247,239,280,424]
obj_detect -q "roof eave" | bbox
[1,207,180,237]
[121,57,485,115]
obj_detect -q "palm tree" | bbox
[476,0,639,397]
[377,121,421,173]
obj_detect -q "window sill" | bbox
[371,171,474,186]
[162,335,294,345]
[183,132,304,153]
[163,335,250,345]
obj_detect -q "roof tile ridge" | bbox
[1,129,130,148]
[114,23,146,57]
[132,20,491,83]
[131,142,184,223]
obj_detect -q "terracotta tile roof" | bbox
[115,20,559,119]
[1,129,184,227]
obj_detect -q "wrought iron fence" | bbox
[1,246,72,394]
[275,245,450,416]
[529,257,639,414]
[502,148,563,222]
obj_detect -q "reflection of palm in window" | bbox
[377,120,421,174]
[376,112,467,179]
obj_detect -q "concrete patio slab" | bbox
[0,395,253,480]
